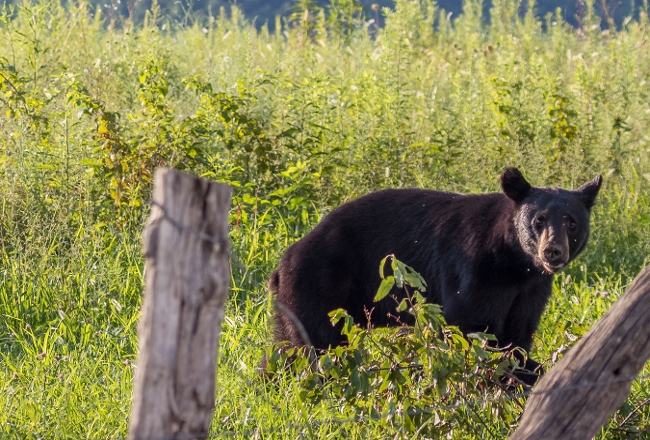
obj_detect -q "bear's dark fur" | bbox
[268,168,602,384]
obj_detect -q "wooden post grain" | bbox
[128,168,231,440]
[511,265,650,440]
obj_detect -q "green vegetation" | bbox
[1,0,650,437]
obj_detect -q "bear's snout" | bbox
[542,243,567,269]
[538,226,569,272]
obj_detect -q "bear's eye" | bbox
[535,216,546,227]
[567,219,577,230]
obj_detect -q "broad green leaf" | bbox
[394,265,404,288]
[328,308,349,325]
[374,276,395,302]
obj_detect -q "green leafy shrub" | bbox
[267,256,525,437]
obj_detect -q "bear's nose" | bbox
[543,244,565,264]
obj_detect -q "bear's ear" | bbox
[501,167,532,204]
[576,174,603,210]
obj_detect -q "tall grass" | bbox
[1,0,650,437]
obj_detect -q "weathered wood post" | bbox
[128,168,231,440]
[512,265,650,440]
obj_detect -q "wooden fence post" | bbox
[511,265,650,440]
[128,168,231,440]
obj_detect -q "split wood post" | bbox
[511,265,650,440]
[128,168,231,440]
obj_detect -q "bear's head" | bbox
[501,167,602,274]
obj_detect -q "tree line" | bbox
[2,0,643,30]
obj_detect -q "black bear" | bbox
[267,168,602,385]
